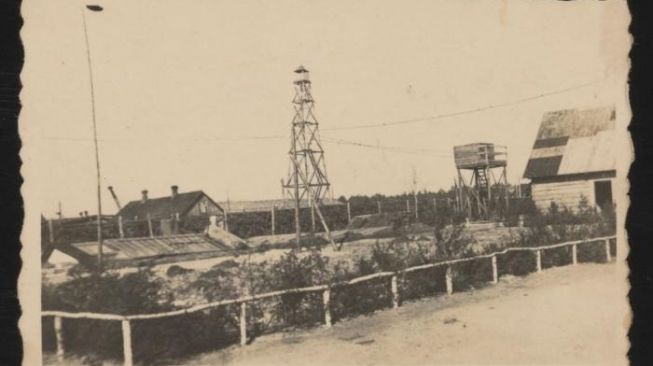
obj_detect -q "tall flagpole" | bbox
[83,5,104,271]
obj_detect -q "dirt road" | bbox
[185,263,625,366]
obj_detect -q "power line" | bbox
[322,79,604,131]
[321,137,451,158]
[42,132,450,160]
[37,79,604,156]
[41,135,286,143]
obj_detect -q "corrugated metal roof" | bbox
[219,198,344,213]
[523,106,616,179]
[72,233,232,260]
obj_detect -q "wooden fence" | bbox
[42,236,615,366]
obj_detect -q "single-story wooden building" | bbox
[118,186,224,221]
[522,106,616,212]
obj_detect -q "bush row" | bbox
[43,222,614,365]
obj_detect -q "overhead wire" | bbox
[36,77,603,156]
[322,79,604,131]
[321,137,452,158]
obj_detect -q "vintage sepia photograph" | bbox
[19,0,631,365]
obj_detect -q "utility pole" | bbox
[83,4,104,271]
[280,178,286,200]
[282,66,335,249]
[412,167,419,220]
[224,191,231,232]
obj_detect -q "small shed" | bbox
[522,106,616,212]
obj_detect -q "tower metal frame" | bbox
[282,66,335,249]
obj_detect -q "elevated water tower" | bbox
[453,143,509,221]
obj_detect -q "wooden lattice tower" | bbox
[282,66,335,248]
[453,143,509,221]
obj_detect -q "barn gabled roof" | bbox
[523,106,616,180]
[117,190,222,220]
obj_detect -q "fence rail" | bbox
[42,235,616,366]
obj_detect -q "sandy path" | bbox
[185,263,625,366]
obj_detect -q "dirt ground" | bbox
[182,263,625,366]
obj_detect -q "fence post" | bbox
[391,275,399,309]
[605,239,611,262]
[414,193,419,220]
[572,243,578,265]
[147,213,154,237]
[54,316,64,362]
[346,199,352,224]
[323,288,332,328]
[445,266,453,295]
[406,199,410,213]
[377,201,382,215]
[118,215,125,239]
[535,250,542,272]
[491,256,498,284]
[271,205,276,236]
[310,198,317,233]
[239,302,247,346]
[174,212,180,234]
[48,219,55,244]
[121,319,133,366]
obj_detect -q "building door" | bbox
[594,180,613,210]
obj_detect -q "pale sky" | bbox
[21,0,629,218]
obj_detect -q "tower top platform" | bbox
[454,143,507,170]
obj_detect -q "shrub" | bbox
[331,278,391,321]
[540,246,573,269]
[400,266,447,302]
[577,239,610,263]
[42,268,245,364]
[497,250,536,277]
[265,250,331,326]
[166,265,194,277]
[452,257,493,291]
[42,269,182,364]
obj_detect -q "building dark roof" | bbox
[117,190,222,220]
[523,106,616,180]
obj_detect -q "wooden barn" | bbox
[522,106,616,212]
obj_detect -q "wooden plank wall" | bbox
[531,178,611,212]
